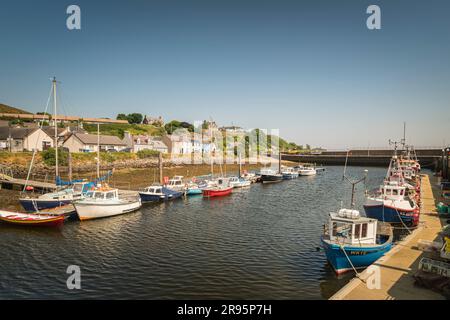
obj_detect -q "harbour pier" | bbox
[330,174,446,300]
[282,148,443,169]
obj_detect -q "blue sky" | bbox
[0,0,449,149]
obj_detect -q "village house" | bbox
[0,127,54,152]
[122,132,168,153]
[62,132,126,153]
[162,132,217,155]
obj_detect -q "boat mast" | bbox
[52,77,59,179]
[278,150,281,174]
[238,152,241,178]
[97,123,100,179]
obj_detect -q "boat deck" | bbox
[330,174,446,300]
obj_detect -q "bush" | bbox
[42,148,68,166]
[137,149,160,159]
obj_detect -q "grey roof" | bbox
[71,133,126,146]
[41,126,65,137]
[0,126,40,140]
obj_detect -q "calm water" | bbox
[0,166,389,299]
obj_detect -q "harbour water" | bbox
[1,166,389,299]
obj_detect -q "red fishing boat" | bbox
[202,186,233,197]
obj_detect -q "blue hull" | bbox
[363,204,415,224]
[139,191,183,203]
[321,237,392,274]
[20,199,72,212]
[282,174,297,180]
[186,189,203,195]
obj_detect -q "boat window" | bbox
[94,192,105,199]
[106,192,115,199]
[392,189,398,196]
[73,184,83,193]
[354,224,361,239]
[361,223,368,238]
[400,190,404,196]
[85,192,94,198]
[332,222,352,239]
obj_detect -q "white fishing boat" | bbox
[74,185,142,221]
[297,167,317,176]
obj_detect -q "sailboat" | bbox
[260,152,283,183]
[19,77,93,212]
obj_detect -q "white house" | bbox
[0,127,54,152]
[123,132,168,153]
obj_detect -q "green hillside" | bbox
[0,103,31,114]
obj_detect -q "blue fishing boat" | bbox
[139,186,183,203]
[281,167,298,180]
[321,209,393,274]
[364,156,419,226]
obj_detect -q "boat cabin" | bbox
[168,176,184,188]
[328,209,378,245]
[143,186,163,194]
[380,181,406,199]
[72,181,94,195]
[85,188,119,201]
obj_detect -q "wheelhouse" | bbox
[327,209,378,246]
[85,189,119,201]
[144,186,163,194]
[380,181,406,199]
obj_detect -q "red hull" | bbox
[202,187,233,197]
[0,214,64,228]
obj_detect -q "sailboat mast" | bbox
[97,123,100,179]
[238,152,241,178]
[52,77,59,179]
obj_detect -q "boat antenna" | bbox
[342,149,350,180]
[342,165,368,208]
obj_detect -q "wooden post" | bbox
[159,152,163,184]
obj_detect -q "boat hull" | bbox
[19,198,72,212]
[363,202,418,225]
[321,237,392,274]
[282,173,298,180]
[139,191,183,202]
[298,170,316,176]
[0,211,65,228]
[186,188,203,195]
[261,174,283,183]
[74,200,142,221]
[202,187,233,197]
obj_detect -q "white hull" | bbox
[230,180,251,188]
[74,199,142,221]
[298,169,316,176]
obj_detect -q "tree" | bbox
[116,113,128,121]
[306,144,311,150]
[127,113,143,124]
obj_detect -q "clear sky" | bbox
[0,0,449,149]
